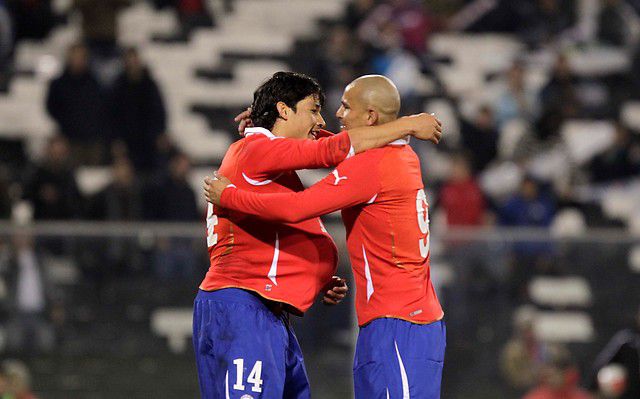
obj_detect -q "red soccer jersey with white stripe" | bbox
[220,140,444,326]
[200,127,352,314]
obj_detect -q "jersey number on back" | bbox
[206,203,218,247]
[416,189,430,259]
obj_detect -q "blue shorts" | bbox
[353,318,446,399]
[193,289,310,399]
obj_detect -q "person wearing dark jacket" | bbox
[111,48,167,173]
[45,43,112,164]
[22,135,82,220]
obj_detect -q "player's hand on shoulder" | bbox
[203,173,232,206]
[234,107,253,135]
[404,113,442,144]
[321,276,348,306]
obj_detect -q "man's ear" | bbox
[367,109,379,126]
[276,101,289,120]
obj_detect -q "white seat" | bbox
[533,311,594,343]
[425,99,461,148]
[498,119,529,160]
[75,167,113,196]
[550,208,587,237]
[479,161,523,199]
[621,102,640,132]
[528,276,592,307]
[561,120,615,165]
[150,307,193,353]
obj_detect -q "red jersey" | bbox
[220,139,444,326]
[200,127,353,314]
[439,178,486,226]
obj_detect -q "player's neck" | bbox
[271,123,296,138]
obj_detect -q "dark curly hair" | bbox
[250,71,325,130]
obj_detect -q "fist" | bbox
[404,113,442,144]
[322,276,348,306]
[203,173,232,206]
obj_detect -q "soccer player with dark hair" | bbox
[206,75,445,399]
[194,71,442,399]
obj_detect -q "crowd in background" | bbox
[0,1,639,398]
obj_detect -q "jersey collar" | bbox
[244,127,276,139]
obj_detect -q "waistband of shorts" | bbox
[197,288,286,316]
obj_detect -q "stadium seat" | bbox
[621,102,640,131]
[498,119,529,160]
[479,161,523,199]
[533,311,594,343]
[561,120,615,165]
[425,99,461,147]
[528,276,592,308]
[551,208,588,237]
[75,167,113,197]
[150,307,193,353]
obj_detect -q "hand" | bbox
[403,113,442,144]
[234,107,253,135]
[321,276,348,306]
[203,173,232,206]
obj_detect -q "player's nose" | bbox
[317,113,326,128]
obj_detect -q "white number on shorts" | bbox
[206,203,218,247]
[232,358,263,393]
[416,189,430,259]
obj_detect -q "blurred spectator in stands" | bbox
[359,0,434,56]
[147,152,197,221]
[439,153,503,342]
[520,0,576,47]
[3,360,37,399]
[87,156,145,276]
[4,234,56,354]
[495,61,540,128]
[501,306,548,393]
[523,344,593,399]
[596,0,640,47]
[89,157,143,221]
[111,48,167,173]
[498,175,556,228]
[588,305,640,399]
[499,175,556,299]
[0,0,12,93]
[536,53,579,140]
[0,364,11,399]
[359,18,424,112]
[0,166,11,219]
[631,43,640,97]
[7,0,55,40]
[588,122,640,183]
[344,0,376,29]
[46,43,112,165]
[439,153,488,227]
[177,0,214,37]
[148,152,198,279]
[73,0,130,57]
[460,105,499,173]
[23,135,82,220]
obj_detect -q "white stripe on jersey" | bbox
[363,245,374,302]
[268,232,279,285]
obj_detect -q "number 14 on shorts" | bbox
[233,358,264,393]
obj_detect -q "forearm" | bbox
[220,188,328,223]
[347,118,411,154]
